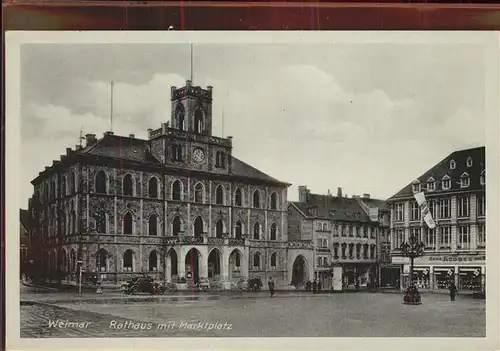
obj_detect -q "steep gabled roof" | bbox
[389,146,485,201]
[291,193,372,223]
[20,209,29,232]
[231,157,287,185]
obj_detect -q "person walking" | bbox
[312,279,317,294]
[268,277,275,297]
[449,281,458,301]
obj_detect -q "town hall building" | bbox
[27,80,313,290]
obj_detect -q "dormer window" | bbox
[449,159,456,170]
[412,181,421,193]
[460,172,470,188]
[480,170,486,185]
[442,175,451,190]
[309,207,318,217]
[427,177,436,191]
[466,157,473,167]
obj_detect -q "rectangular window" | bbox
[423,228,436,249]
[348,226,353,237]
[393,229,404,248]
[333,245,339,258]
[439,226,451,248]
[316,238,322,247]
[428,200,438,219]
[333,225,338,237]
[457,196,470,218]
[410,228,421,242]
[410,201,421,221]
[477,224,485,248]
[171,144,183,161]
[341,225,346,237]
[395,204,405,222]
[477,195,485,217]
[427,181,436,191]
[317,257,322,266]
[439,198,451,219]
[458,225,471,250]
[370,227,376,239]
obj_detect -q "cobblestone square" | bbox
[21,292,485,338]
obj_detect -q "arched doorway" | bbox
[229,249,242,279]
[166,248,178,282]
[208,248,222,279]
[185,248,201,284]
[291,255,309,287]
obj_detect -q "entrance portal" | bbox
[185,248,200,284]
[208,249,222,279]
[291,255,308,287]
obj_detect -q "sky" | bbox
[20,42,486,208]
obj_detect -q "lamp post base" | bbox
[403,285,422,305]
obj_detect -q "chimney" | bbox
[85,134,97,147]
[337,187,342,197]
[363,193,371,199]
[75,145,82,151]
[129,134,135,139]
[298,186,309,203]
[327,189,331,196]
[104,131,114,136]
[66,148,71,156]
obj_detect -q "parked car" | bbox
[121,276,166,295]
[248,277,263,292]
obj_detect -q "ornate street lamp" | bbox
[400,234,425,304]
[92,198,106,294]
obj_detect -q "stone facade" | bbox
[27,80,313,290]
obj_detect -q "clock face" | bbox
[193,148,205,163]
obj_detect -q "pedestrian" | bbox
[268,277,275,297]
[449,281,457,301]
[317,280,322,293]
[312,279,317,294]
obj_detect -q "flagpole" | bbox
[222,109,225,138]
[190,43,193,82]
[110,81,114,132]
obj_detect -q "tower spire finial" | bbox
[110,81,114,132]
[190,43,193,82]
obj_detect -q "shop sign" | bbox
[428,256,485,262]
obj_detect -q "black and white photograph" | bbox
[5,31,500,350]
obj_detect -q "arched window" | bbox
[95,208,106,233]
[70,171,76,194]
[70,211,76,234]
[175,104,185,131]
[194,216,203,237]
[123,174,133,196]
[172,180,182,201]
[270,192,278,210]
[270,253,277,267]
[61,175,67,197]
[51,181,56,199]
[149,215,158,236]
[270,223,277,241]
[123,212,133,235]
[97,249,107,272]
[216,151,226,168]
[194,107,203,134]
[215,185,224,205]
[148,177,158,198]
[173,216,181,236]
[234,188,243,207]
[95,171,107,194]
[149,251,158,271]
[61,211,66,236]
[216,219,223,238]
[253,190,260,208]
[235,221,243,239]
[253,253,261,268]
[253,222,260,240]
[194,183,204,203]
[123,250,134,272]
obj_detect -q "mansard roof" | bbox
[389,146,485,201]
[291,193,372,223]
[33,132,289,186]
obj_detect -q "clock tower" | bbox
[170,80,213,136]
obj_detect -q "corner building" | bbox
[27,80,297,290]
[388,147,486,292]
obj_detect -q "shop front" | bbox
[342,263,376,290]
[458,267,482,291]
[379,265,400,289]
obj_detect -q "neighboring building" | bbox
[388,146,486,292]
[354,195,398,288]
[26,79,313,290]
[20,209,29,278]
[288,186,379,290]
